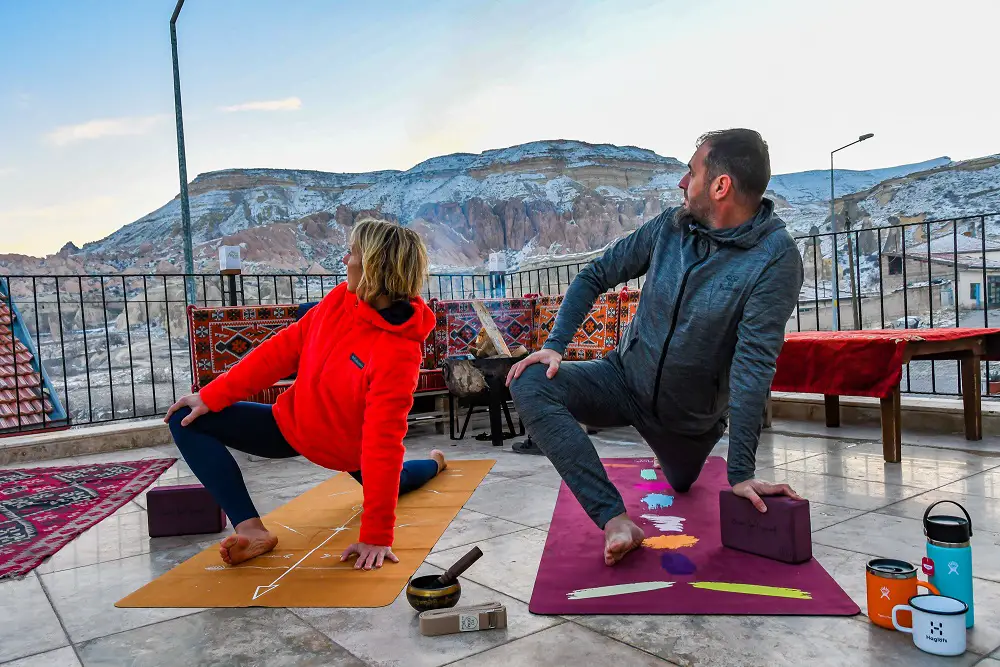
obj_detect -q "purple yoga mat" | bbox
[529,457,861,616]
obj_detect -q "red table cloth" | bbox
[772,328,1000,398]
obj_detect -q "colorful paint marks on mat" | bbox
[603,463,638,469]
[641,514,685,532]
[567,581,675,600]
[641,493,674,510]
[634,482,670,492]
[690,582,812,600]
[640,469,657,480]
[660,553,697,575]
[643,534,699,550]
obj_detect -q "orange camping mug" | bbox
[867,558,940,629]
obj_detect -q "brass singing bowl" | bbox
[406,574,462,612]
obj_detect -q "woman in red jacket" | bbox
[164,218,444,570]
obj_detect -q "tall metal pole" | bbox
[829,133,874,331]
[830,152,840,331]
[170,0,197,305]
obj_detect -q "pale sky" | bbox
[2,0,998,257]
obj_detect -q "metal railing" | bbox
[788,212,1000,398]
[2,211,997,434]
[0,270,487,434]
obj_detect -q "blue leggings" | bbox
[167,402,440,528]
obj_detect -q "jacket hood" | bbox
[691,198,785,249]
[354,292,435,343]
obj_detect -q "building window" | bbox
[888,256,903,275]
[989,276,1000,307]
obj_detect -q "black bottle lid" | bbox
[923,500,972,544]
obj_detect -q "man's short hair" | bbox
[696,129,771,202]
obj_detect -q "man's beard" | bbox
[678,192,710,227]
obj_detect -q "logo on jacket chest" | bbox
[719,274,741,292]
[349,353,365,369]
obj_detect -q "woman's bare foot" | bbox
[430,449,448,474]
[220,519,278,565]
[603,514,646,566]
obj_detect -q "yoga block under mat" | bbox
[146,484,227,538]
[719,490,812,564]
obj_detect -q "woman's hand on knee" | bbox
[506,349,562,386]
[340,542,399,570]
[164,394,210,426]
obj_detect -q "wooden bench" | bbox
[773,329,1000,462]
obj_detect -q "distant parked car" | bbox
[892,316,923,329]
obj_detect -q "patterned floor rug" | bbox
[0,458,175,579]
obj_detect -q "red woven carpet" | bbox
[0,459,175,579]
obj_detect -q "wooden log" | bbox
[440,359,488,397]
[471,300,512,357]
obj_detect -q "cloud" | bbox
[0,167,16,177]
[219,97,302,113]
[45,115,168,146]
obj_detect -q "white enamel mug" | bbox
[892,594,968,657]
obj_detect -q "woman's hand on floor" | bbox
[341,542,399,570]
[164,393,211,426]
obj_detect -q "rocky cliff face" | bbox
[1,139,993,277]
[31,140,689,273]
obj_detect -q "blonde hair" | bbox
[350,218,429,305]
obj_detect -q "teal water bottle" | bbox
[923,500,974,628]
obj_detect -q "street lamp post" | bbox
[830,132,874,330]
[170,0,197,305]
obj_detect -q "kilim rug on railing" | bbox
[188,305,298,391]
[0,458,175,579]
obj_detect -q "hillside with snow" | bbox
[849,154,1000,224]
[2,139,996,276]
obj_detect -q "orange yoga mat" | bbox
[117,460,494,608]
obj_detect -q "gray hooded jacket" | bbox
[542,199,803,485]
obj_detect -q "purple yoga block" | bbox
[719,490,812,564]
[147,484,227,538]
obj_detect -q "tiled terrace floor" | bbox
[3,423,1000,666]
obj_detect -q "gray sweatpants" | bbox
[510,353,725,529]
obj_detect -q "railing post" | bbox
[488,252,507,298]
[219,246,241,307]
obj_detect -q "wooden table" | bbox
[820,336,986,463]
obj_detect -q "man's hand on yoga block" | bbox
[164,394,211,427]
[731,478,803,513]
[506,348,562,386]
[341,542,399,570]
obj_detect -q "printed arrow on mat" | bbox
[251,507,363,601]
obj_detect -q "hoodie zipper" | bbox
[650,231,712,413]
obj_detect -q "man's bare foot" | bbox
[220,519,278,565]
[430,449,448,474]
[604,514,645,566]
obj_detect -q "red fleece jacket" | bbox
[199,283,435,547]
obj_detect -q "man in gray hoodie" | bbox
[507,129,804,566]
